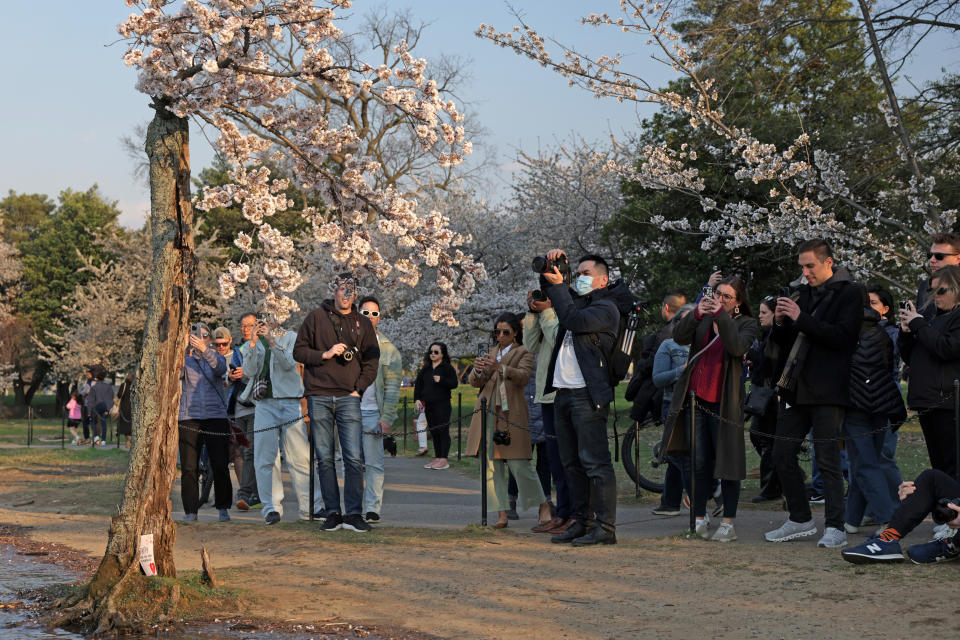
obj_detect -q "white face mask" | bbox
[574,275,595,296]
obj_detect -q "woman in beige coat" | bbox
[467,312,552,528]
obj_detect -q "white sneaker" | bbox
[817,526,847,548]
[765,518,817,542]
[711,522,737,542]
[70,437,80,446]
[694,515,710,539]
[933,523,953,541]
[843,522,859,534]
[93,437,101,445]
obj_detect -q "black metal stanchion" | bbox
[634,421,640,499]
[307,414,315,522]
[480,396,488,527]
[688,391,697,535]
[402,396,408,455]
[61,414,65,449]
[26,407,33,447]
[457,392,462,461]
[954,379,959,482]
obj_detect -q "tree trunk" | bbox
[57,99,195,632]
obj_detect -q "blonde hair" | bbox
[930,265,960,308]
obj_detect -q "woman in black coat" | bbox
[414,342,459,470]
[746,297,783,503]
[899,265,960,478]
[116,371,135,448]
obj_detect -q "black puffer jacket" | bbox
[899,305,960,409]
[848,308,904,417]
[544,278,633,409]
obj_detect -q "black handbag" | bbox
[744,385,777,417]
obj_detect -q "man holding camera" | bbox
[294,276,380,533]
[239,316,322,524]
[842,468,960,564]
[765,239,863,548]
[541,250,631,546]
[357,295,402,523]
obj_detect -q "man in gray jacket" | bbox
[239,317,323,524]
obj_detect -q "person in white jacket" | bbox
[239,318,322,524]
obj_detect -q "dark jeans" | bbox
[81,404,90,440]
[889,469,960,536]
[843,410,898,524]
[307,395,363,517]
[750,405,781,498]
[541,402,572,519]
[179,419,233,513]
[425,402,452,459]
[918,409,957,479]
[91,410,109,442]
[693,401,740,519]
[659,398,690,510]
[554,388,616,531]
[234,413,259,503]
[773,404,845,529]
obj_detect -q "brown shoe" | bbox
[547,518,576,534]
[236,499,250,511]
[532,516,565,533]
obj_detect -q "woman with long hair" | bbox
[746,296,783,502]
[899,265,960,479]
[662,275,756,542]
[414,341,459,470]
[467,312,552,528]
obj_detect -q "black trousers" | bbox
[918,409,958,479]
[750,407,781,498]
[554,388,616,530]
[179,419,233,513]
[772,404,845,529]
[890,469,960,536]
[425,402,452,459]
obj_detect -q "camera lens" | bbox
[341,349,354,362]
[531,256,546,273]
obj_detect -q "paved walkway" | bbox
[167,454,929,545]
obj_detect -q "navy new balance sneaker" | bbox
[841,537,904,564]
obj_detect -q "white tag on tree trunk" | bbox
[138,534,157,576]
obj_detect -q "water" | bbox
[0,547,395,639]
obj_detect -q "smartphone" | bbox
[476,342,488,357]
[899,300,911,310]
[778,286,792,299]
[701,285,713,299]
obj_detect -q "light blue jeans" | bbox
[362,409,386,515]
[253,398,323,519]
[307,395,363,517]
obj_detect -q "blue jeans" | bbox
[659,398,689,509]
[253,399,323,519]
[91,411,109,441]
[307,395,363,517]
[361,409,385,515]
[693,401,740,519]
[843,410,899,525]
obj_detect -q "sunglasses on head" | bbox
[928,251,960,261]
[928,286,956,295]
[494,329,513,335]
[360,309,380,317]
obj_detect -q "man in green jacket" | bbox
[358,295,402,522]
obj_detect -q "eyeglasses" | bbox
[714,292,736,302]
[928,286,957,295]
[928,252,960,261]
[430,350,442,355]
[360,309,380,317]
[494,329,513,335]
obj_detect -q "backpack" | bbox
[591,280,638,387]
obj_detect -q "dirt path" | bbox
[2,504,954,639]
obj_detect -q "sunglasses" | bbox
[214,342,229,347]
[430,350,442,355]
[928,251,960,260]
[494,329,513,335]
[360,309,380,317]
[928,286,957,295]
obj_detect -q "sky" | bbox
[0,2,956,229]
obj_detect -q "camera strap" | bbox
[327,309,363,365]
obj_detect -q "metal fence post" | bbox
[61,414,65,449]
[401,396,408,455]
[954,379,959,482]
[307,411,315,521]
[688,391,697,535]
[480,396,488,527]
[634,422,640,499]
[457,392,462,461]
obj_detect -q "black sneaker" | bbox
[342,514,372,532]
[365,512,381,522]
[320,513,343,532]
[265,511,281,525]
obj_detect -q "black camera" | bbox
[382,435,397,457]
[336,345,361,365]
[492,429,511,446]
[932,497,960,524]
[532,254,570,277]
[899,300,911,310]
[531,289,548,303]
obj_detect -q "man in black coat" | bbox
[914,232,960,318]
[764,239,864,548]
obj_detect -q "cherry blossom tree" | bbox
[478,1,958,290]
[56,1,481,631]
[0,218,21,392]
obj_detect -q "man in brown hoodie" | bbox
[294,276,380,532]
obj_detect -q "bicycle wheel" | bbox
[620,421,666,493]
